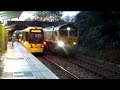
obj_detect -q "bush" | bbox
[77,47,120,64]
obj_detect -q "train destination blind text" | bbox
[30,30,42,33]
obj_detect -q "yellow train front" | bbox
[18,27,45,53]
[43,23,79,56]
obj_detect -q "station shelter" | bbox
[0,11,22,55]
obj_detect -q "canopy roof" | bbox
[0,11,23,20]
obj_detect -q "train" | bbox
[43,23,79,56]
[17,27,45,54]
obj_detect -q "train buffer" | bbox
[0,41,59,79]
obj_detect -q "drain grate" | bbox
[3,72,34,78]
[3,72,13,78]
[5,57,24,60]
[14,72,23,74]
[14,75,24,77]
[24,72,34,77]
[14,72,24,77]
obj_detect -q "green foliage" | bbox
[74,11,120,50]
[77,47,120,64]
[74,11,120,63]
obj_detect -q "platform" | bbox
[0,41,59,79]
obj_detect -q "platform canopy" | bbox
[0,11,23,20]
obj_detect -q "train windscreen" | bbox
[69,30,78,36]
[29,29,44,43]
[59,29,78,37]
[59,30,68,36]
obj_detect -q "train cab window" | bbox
[29,32,44,43]
[69,30,78,36]
[59,30,68,36]
[35,34,43,39]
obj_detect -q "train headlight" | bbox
[73,42,76,45]
[43,41,47,45]
[67,27,70,31]
[58,41,64,47]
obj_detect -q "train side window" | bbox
[55,31,57,36]
[25,32,28,41]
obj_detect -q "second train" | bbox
[43,23,79,56]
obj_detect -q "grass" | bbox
[76,46,120,64]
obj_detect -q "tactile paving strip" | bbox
[24,72,34,77]
[3,72,13,78]
[3,72,34,78]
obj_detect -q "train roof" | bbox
[44,23,77,31]
[43,26,54,31]
[53,24,67,31]
[24,26,43,30]
[55,23,77,30]
[23,26,43,32]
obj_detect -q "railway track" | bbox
[38,56,79,79]
[58,55,120,79]
[34,51,120,79]
[74,56,120,77]
[36,54,102,79]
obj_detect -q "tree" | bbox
[62,15,72,22]
[74,11,120,50]
[25,18,33,21]
[34,11,63,22]
[49,11,63,22]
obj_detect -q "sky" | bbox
[11,11,80,21]
[62,11,80,17]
